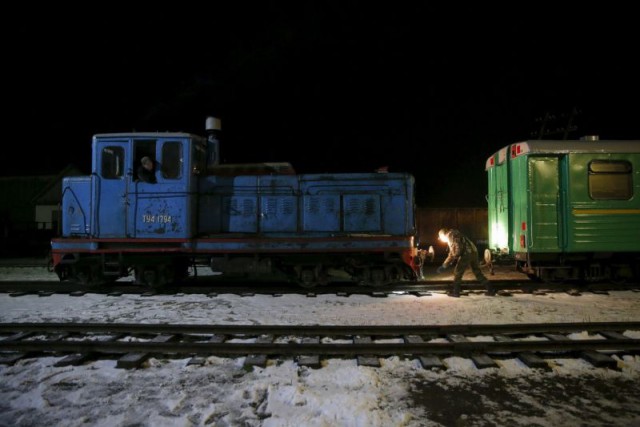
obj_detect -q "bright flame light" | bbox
[491,222,509,252]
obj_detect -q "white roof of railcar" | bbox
[486,139,640,170]
[515,140,640,153]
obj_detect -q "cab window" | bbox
[162,142,182,179]
[101,146,124,179]
[134,140,156,177]
[588,160,632,200]
[192,140,207,175]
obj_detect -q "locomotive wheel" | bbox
[134,259,190,288]
[358,267,390,287]
[297,268,317,288]
[294,264,329,288]
[70,263,110,288]
[609,265,631,285]
[135,265,167,288]
[370,268,387,286]
[384,265,401,283]
[539,268,567,284]
[611,275,628,285]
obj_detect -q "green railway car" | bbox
[485,138,640,283]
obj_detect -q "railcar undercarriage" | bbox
[491,252,640,285]
[54,251,420,288]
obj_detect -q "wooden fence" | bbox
[416,207,488,259]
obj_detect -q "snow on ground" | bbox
[1,264,640,426]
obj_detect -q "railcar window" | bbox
[588,160,632,200]
[161,142,182,179]
[101,146,124,179]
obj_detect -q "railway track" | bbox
[1,279,638,297]
[1,322,639,370]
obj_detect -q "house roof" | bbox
[0,165,85,216]
[30,164,84,204]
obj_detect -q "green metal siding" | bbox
[487,154,510,251]
[488,140,640,260]
[509,155,528,255]
[566,153,640,251]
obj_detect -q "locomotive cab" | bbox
[54,132,208,286]
[62,133,207,240]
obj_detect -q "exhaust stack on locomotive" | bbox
[205,116,221,168]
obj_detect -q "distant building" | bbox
[0,165,83,256]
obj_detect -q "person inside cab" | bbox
[137,156,157,183]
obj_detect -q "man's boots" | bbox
[448,283,461,298]
[483,280,496,296]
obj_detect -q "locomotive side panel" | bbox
[61,176,92,237]
[258,175,298,233]
[299,173,414,236]
[196,172,415,238]
[130,139,193,238]
[301,192,340,232]
[382,173,416,236]
[92,140,129,238]
[220,176,259,233]
[197,175,299,235]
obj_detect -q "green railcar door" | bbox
[488,160,510,250]
[486,148,510,252]
[528,157,561,252]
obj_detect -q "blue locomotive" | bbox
[485,137,640,283]
[51,118,422,287]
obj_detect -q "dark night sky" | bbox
[3,4,639,206]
